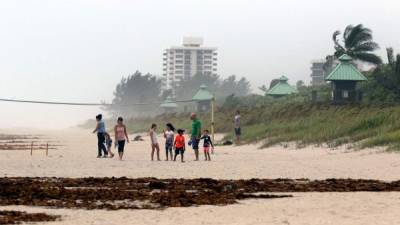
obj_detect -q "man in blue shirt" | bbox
[93,114,108,158]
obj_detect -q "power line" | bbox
[0,98,195,106]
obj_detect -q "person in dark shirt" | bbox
[200,129,214,161]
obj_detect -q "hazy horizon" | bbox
[1,0,400,129]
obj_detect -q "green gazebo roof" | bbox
[266,76,298,96]
[160,96,178,108]
[325,54,367,81]
[192,85,214,101]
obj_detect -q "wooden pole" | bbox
[211,96,215,154]
[30,141,33,156]
[46,143,48,156]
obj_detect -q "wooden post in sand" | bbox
[30,141,33,156]
[211,96,215,154]
[211,96,215,144]
[46,143,49,156]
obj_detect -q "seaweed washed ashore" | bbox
[1,177,400,210]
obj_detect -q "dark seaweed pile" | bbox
[0,210,60,224]
[1,177,400,210]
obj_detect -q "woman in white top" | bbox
[149,123,160,161]
[163,123,175,161]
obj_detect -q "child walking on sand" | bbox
[150,124,160,161]
[174,129,185,162]
[200,129,214,161]
[104,132,115,158]
[163,123,175,161]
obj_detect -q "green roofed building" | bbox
[160,96,178,113]
[266,76,298,97]
[325,54,367,103]
[192,84,214,112]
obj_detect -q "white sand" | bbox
[1,128,400,224]
[1,192,400,225]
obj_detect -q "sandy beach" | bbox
[1,128,400,225]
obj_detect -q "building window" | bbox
[342,90,349,98]
[176,70,183,74]
[175,60,183,64]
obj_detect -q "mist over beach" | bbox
[2,0,400,225]
[1,0,400,128]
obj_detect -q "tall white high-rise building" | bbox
[162,37,218,91]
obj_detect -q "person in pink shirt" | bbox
[114,117,129,161]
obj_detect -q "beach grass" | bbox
[80,102,400,150]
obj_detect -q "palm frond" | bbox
[333,30,340,42]
[332,31,344,48]
[343,24,354,41]
[332,30,345,56]
[396,54,400,75]
[387,47,395,66]
[350,31,373,47]
[352,42,380,52]
[344,24,372,49]
[353,52,382,65]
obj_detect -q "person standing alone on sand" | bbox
[234,110,241,145]
[163,123,175,161]
[92,114,108,158]
[114,117,129,161]
[190,113,201,161]
[150,124,161,161]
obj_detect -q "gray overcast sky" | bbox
[1,0,400,128]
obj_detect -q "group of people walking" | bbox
[92,112,220,162]
[93,114,129,160]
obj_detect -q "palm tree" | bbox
[332,24,382,65]
[386,47,400,75]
